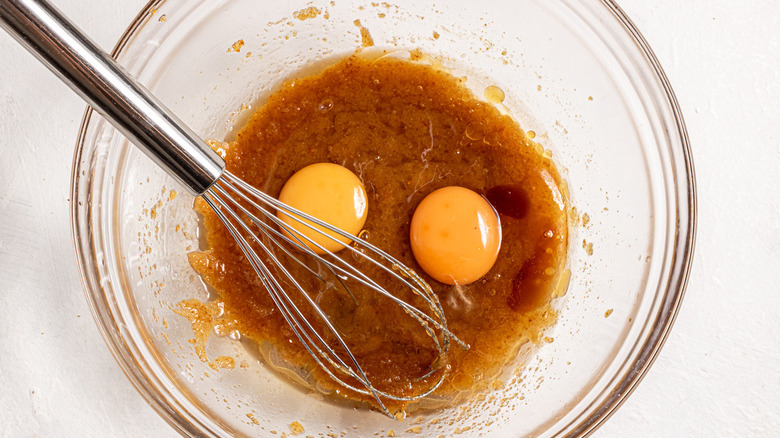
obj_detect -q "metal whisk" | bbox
[1,0,467,416]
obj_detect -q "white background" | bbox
[1,0,778,436]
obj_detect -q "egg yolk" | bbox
[410,186,502,285]
[277,163,368,254]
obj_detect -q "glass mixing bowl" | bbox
[71,0,696,436]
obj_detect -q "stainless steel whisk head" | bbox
[1,0,468,418]
[204,170,468,417]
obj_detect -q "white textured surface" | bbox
[0,0,778,436]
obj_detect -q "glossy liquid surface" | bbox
[188,55,568,413]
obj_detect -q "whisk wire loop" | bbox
[202,191,394,414]
[200,171,469,416]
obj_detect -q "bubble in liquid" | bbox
[484,85,505,104]
[318,98,334,112]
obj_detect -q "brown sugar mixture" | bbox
[187,55,568,414]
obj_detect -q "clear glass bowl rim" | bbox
[70,0,697,436]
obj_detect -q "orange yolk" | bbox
[410,186,502,285]
[277,163,368,254]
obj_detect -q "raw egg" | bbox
[277,163,368,254]
[410,186,502,285]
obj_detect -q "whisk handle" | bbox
[0,0,225,195]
